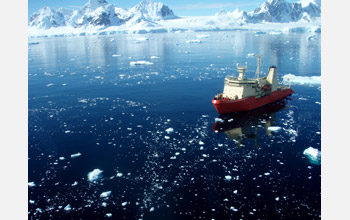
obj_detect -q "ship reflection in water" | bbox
[212,100,288,148]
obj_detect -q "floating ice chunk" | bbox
[264,172,270,176]
[106,213,112,217]
[303,147,321,163]
[59,157,65,160]
[64,130,71,134]
[199,141,205,145]
[165,128,174,134]
[72,181,78,186]
[247,53,255,57]
[230,206,238,212]
[196,34,210,38]
[164,136,170,139]
[46,83,54,87]
[215,118,224,123]
[149,207,155,212]
[150,56,160,59]
[228,118,234,122]
[186,39,201,43]
[136,37,149,41]
[29,200,35,204]
[225,175,232,182]
[283,74,321,85]
[267,126,282,132]
[28,182,36,187]
[71,152,82,158]
[87,169,103,182]
[275,197,280,201]
[116,172,123,177]
[112,54,122,57]
[130,61,154,66]
[64,204,72,211]
[100,191,112,198]
[121,202,128,206]
[233,190,238,194]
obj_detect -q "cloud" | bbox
[172,2,261,11]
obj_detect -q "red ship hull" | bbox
[212,88,294,114]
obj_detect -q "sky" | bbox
[28,0,296,18]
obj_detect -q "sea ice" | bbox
[106,213,112,217]
[196,34,210,38]
[186,39,201,43]
[303,147,321,162]
[28,182,36,187]
[214,118,224,123]
[225,175,232,182]
[165,128,174,134]
[100,191,112,198]
[87,169,103,182]
[230,206,238,212]
[267,126,282,132]
[130,61,154,66]
[71,152,82,158]
[150,56,160,59]
[64,204,72,211]
[121,202,128,206]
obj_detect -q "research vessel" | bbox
[212,55,294,114]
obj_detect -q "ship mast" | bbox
[256,54,261,79]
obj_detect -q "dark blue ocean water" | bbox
[28,31,321,219]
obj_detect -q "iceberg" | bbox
[87,169,103,182]
[303,147,321,164]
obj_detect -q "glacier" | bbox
[28,0,321,37]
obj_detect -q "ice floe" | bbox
[165,128,174,134]
[28,182,36,187]
[267,126,282,132]
[303,147,321,163]
[100,191,112,198]
[64,204,72,211]
[71,152,82,158]
[186,39,201,43]
[225,175,232,182]
[283,74,321,85]
[87,169,103,182]
[130,61,154,66]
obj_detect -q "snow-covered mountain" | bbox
[29,0,177,29]
[246,0,320,23]
[28,0,321,36]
